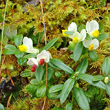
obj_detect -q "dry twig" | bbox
[40,0,48,110]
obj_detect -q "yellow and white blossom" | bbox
[18,37,39,53]
[83,39,99,51]
[86,20,99,38]
[69,29,86,44]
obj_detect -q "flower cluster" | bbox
[18,37,51,72]
[27,50,51,72]
[62,20,100,51]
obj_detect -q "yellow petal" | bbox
[18,45,27,52]
[72,37,79,44]
[92,30,99,37]
[88,44,94,51]
[62,30,68,37]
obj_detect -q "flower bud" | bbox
[104,77,109,84]
[75,83,79,88]
[39,59,45,65]
[31,64,37,72]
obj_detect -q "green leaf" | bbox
[78,74,106,90]
[86,33,92,40]
[4,49,15,55]
[95,34,108,41]
[64,31,74,35]
[23,53,37,58]
[52,108,64,110]
[102,57,110,75]
[5,44,17,50]
[42,38,58,51]
[88,50,98,62]
[30,79,39,85]
[49,84,63,93]
[50,59,74,74]
[93,75,104,81]
[36,85,46,98]
[35,65,45,82]
[4,44,17,55]
[105,82,110,95]
[73,87,90,110]
[17,58,27,65]
[55,71,61,78]
[76,58,88,74]
[26,84,37,96]
[44,67,54,81]
[14,51,24,58]
[14,34,23,46]
[73,42,83,62]
[47,92,58,99]
[65,102,73,110]
[0,13,3,22]
[0,103,4,110]
[5,24,17,40]
[48,62,60,70]
[60,78,75,104]
[20,70,31,77]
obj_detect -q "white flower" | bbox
[86,20,99,37]
[27,58,38,66]
[69,29,86,44]
[62,22,77,37]
[68,22,77,32]
[83,39,99,51]
[18,37,39,53]
[37,50,50,63]
[27,50,51,66]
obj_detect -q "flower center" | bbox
[88,44,94,51]
[18,45,27,52]
[92,30,99,37]
[62,30,68,37]
[72,37,79,44]
[39,59,45,65]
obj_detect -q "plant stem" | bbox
[0,0,9,63]
[42,63,48,110]
[40,0,48,110]
[40,0,47,45]
[7,68,15,86]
